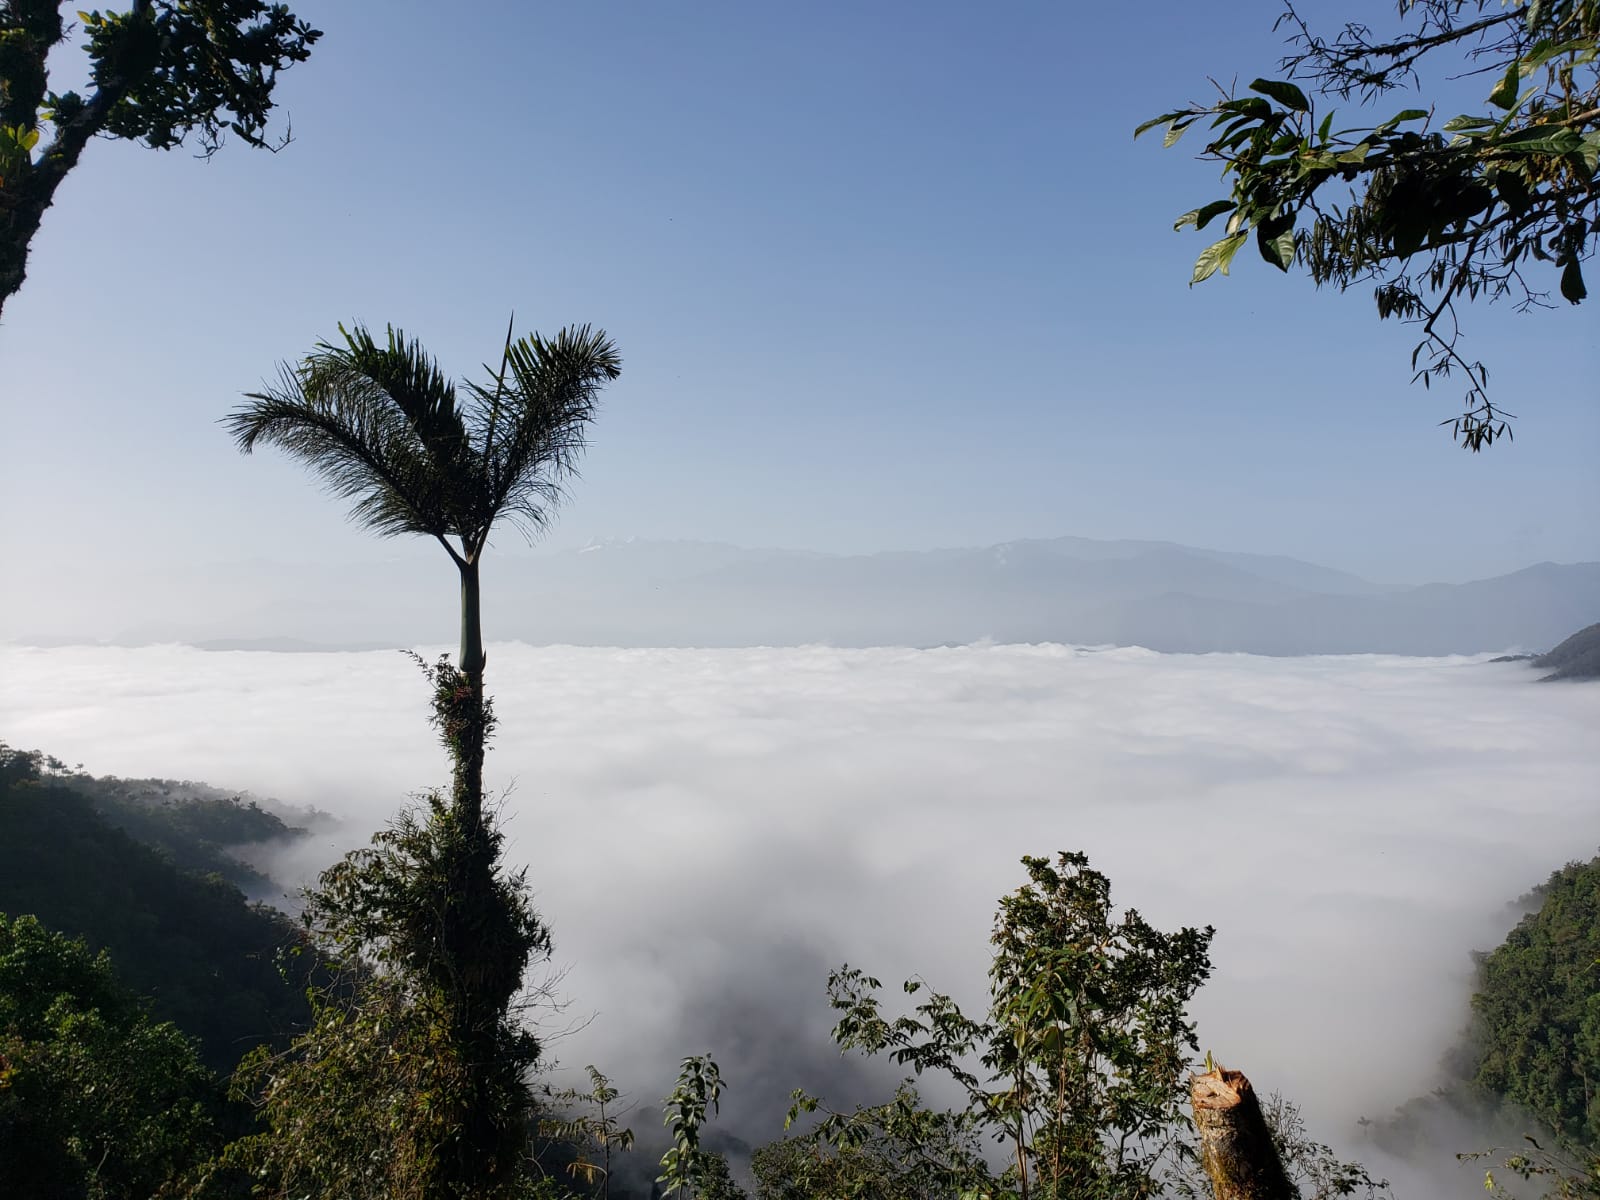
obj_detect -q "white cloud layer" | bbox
[3,642,1597,1190]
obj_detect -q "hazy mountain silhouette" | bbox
[13,535,1596,656]
[476,537,1595,654]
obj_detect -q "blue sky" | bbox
[2,0,1595,594]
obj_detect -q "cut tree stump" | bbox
[1190,1067,1294,1200]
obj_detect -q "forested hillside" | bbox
[1470,854,1600,1149]
[0,744,314,1073]
[1372,851,1600,1195]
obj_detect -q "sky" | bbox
[0,0,1595,601]
[4,640,1597,1197]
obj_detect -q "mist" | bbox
[3,641,1597,1193]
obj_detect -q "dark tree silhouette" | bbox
[0,0,319,317]
[225,319,619,819]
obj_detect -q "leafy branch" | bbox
[1139,0,1598,449]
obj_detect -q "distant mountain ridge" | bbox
[13,534,1598,657]
[462,536,1593,656]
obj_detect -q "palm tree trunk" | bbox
[459,557,485,681]
[456,557,487,827]
[443,554,509,1194]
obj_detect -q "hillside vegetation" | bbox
[4,740,1595,1197]
[1470,853,1600,1149]
[0,744,314,1073]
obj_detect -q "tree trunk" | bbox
[0,0,151,320]
[458,556,485,680]
[0,131,93,319]
[439,553,518,1195]
[455,557,486,827]
[1190,1067,1293,1200]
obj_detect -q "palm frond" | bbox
[302,326,492,537]
[231,320,620,556]
[306,325,468,462]
[223,364,455,540]
[468,324,621,542]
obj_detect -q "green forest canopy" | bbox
[1469,852,1600,1150]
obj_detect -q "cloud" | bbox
[3,642,1597,1192]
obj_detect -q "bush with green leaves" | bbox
[0,912,220,1199]
[754,1082,988,1200]
[537,1065,637,1199]
[658,1054,745,1200]
[224,784,555,1200]
[1254,1092,1392,1200]
[1462,1138,1600,1200]
[784,851,1215,1200]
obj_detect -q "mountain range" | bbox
[476,536,1596,656]
[23,534,1595,658]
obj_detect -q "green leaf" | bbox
[1134,111,1187,139]
[1489,63,1521,110]
[1495,126,1584,154]
[1375,109,1430,135]
[0,125,40,154]
[1578,131,1600,174]
[1191,232,1247,284]
[1392,215,1429,260]
[1216,96,1273,119]
[1520,36,1571,71]
[1495,169,1531,214]
[1249,78,1309,112]
[1257,224,1296,270]
[1175,200,1236,232]
[1560,258,1586,303]
[1443,115,1498,133]
[1163,121,1189,149]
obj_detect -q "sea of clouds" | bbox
[3,641,1597,1193]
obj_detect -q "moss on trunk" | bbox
[1191,1068,1293,1200]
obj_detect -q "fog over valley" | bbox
[4,640,1595,1195]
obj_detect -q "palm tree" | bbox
[225,319,619,1198]
[224,318,621,817]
